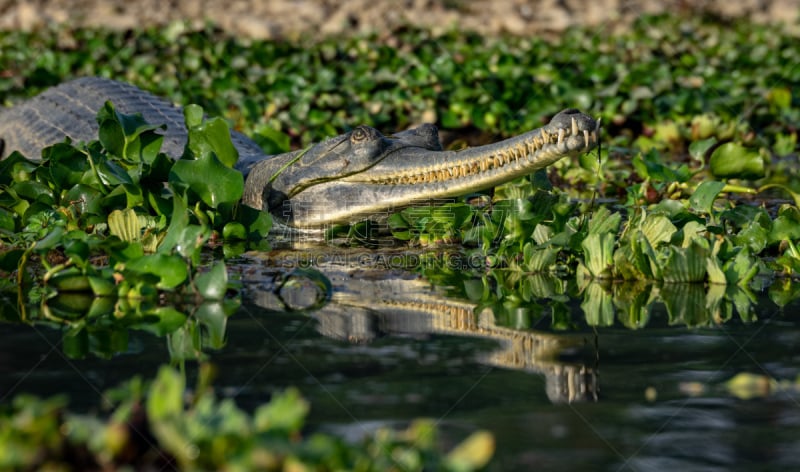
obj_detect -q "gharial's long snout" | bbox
[276,109,601,228]
[343,108,601,190]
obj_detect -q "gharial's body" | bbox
[0,77,600,229]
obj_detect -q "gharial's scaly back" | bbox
[0,77,265,166]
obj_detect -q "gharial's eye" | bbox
[351,126,368,143]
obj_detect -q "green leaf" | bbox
[157,191,189,253]
[142,307,188,336]
[661,283,709,326]
[254,125,291,154]
[184,105,239,168]
[688,137,717,161]
[587,206,621,235]
[767,87,791,110]
[709,142,764,180]
[445,430,495,472]
[87,276,116,296]
[640,213,678,247]
[689,180,726,215]
[222,222,247,240]
[253,388,309,434]
[237,205,272,240]
[97,101,165,163]
[194,303,229,349]
[769,205,800,243]
[169,153,243,208]
[581,232,616,279]
[660,241,708,283]
[0,151,37,185]
[123,253,188,290]
[582,281,615,326]
[108,208,141,243]
[194,262,227,300]
[47,145,91,190]
[146,366,185,420]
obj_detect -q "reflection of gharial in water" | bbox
[252,265,599,403]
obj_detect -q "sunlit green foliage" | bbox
[0,102,271,304]
[1,14,800,469]
[0,365,493,471]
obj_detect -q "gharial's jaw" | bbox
[254,109,601,229]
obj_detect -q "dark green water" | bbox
[1,257,799,471]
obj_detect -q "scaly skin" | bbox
[0,77,601,229]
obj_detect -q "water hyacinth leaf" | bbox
[253,387,309,434]
[445,430,495,471]
[723,247,760,286]
[661,283,709,327]
[63,239,89,267]
[613,282,652,329]
[254,124,291,154]
[525,273,562,299]
[587,206,621,235]
[689,137,718,161]
[0,208,17,233]
[706,257,728,285]
[704,283,731,322]
[523,242,558,272]
[184,105,238,168]
[62,327,90,359]
[689,180,726,216]
[582,281,615,326]
[174,225,210,265]
[146,366,185,421]
[97,101,165,163]
[46,144,91,190]
[731,286,757,322]
[157,191,189,253]
[582,232,616,279]
[35,226,65,251]
[613,244,647,280]
[194,262,228,300]
[169,152,243,208]
[660,241,708,283]
[632,149,692,183]
[123,253,188,290]
[678,220,707,249]
[108,208,141,242]
[0,151,36,185]
[769,205,800,243]
[87,276,115,296]
[135,307,188,336]
[13,180,54,205]
[193,303,228,348]
[47,272,91,292]
[734,219,769,254]
[94,156,135,187]
[222,222,247,240]
[640,213,678,247]
[709,142,764,180]
[767,86,792,110]
[773,132,796,157]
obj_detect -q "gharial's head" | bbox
[243,109,600,229]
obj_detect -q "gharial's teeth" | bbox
[541,129,549,142]
[571,117,578,136]
[558,128,565,145]
[584,129,590,148]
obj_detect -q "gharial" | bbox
[0,77,601,229]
